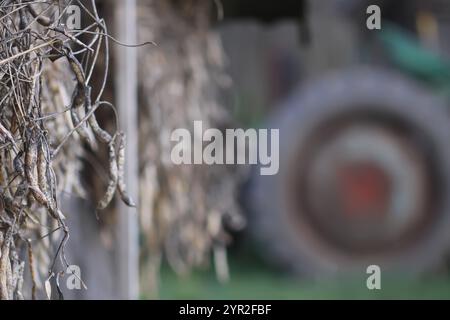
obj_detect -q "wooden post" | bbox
[114,0,139,300]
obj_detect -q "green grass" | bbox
[153,252,450,300]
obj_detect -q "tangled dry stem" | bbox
[0,0,133,300]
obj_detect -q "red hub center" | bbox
[337,163,391,218]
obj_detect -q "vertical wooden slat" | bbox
[113,0,139,300]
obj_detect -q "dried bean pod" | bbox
[117,132,136,207]
[97,138,118,210]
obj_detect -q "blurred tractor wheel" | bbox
[250,68,450,277]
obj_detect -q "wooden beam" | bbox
[113,0,139,300]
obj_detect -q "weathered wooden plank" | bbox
[113,0,140,300]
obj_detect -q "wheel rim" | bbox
[288,113,439,257]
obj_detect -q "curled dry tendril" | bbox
[0,0,135,300]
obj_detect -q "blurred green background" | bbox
[154,249,450,300]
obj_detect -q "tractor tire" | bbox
[249,67,450,277]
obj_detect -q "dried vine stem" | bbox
[137,0,244,292]
[0,0,134,300]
